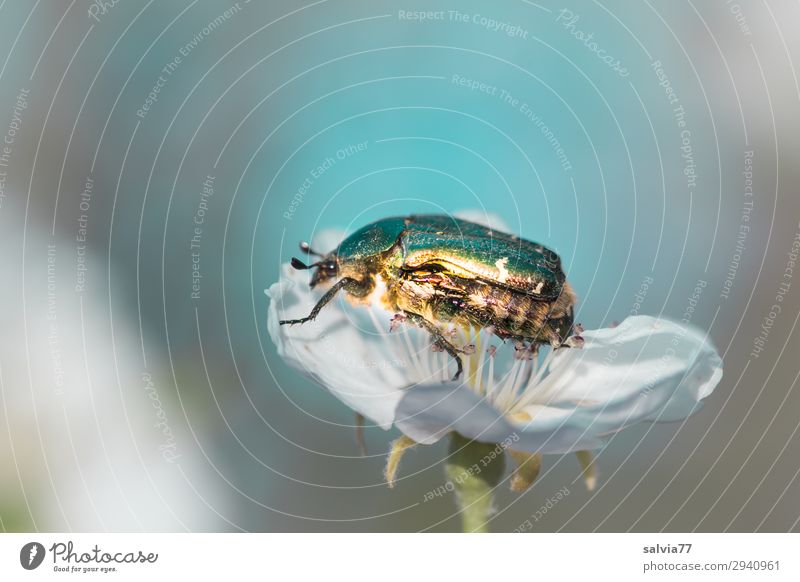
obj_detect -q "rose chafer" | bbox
[280,214,576,379]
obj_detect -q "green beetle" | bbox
[280,214,576,379]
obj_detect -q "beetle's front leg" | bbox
[403,312,464,381]
[279,277,364,325]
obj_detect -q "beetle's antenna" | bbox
[299,241,323,257]
[290,257,319,270]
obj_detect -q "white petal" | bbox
[393,316,722,455]
[310,228,345,253]
[510,316,723,453]
[266,262,408,429]
[394,382,516,446]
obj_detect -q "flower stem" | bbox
[445,432,506,533]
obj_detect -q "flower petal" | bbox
[510,315,723,453]
[307,228,346,254]
[394,316,722,455]
[266,261,408,429]
[394,382,516,446]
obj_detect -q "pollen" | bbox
[508,411,533,422]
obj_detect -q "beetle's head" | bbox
[290,241,339,288]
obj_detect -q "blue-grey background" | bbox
[0,0,799,531]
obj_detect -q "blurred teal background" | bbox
[1,0,799,531]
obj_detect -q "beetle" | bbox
[280,214,576,380]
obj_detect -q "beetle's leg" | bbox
[279,277,363,325]
[442,341,465,381]
[403,312,464,381]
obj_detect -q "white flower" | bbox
[266,227,723,460]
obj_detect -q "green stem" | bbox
[445,433,506,533]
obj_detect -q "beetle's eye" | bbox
[326,261,337,273]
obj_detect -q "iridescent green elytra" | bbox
[280,215,576,379]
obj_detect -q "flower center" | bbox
[365,307,564,415]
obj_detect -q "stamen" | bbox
[494,359,526,411]
[474,334,491,395]
[414,330,435,381]
[513,346,564,410]
[485,345,497,397]
[366,308,414,381]
[399,322,428,382]
[514,345,538,396]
